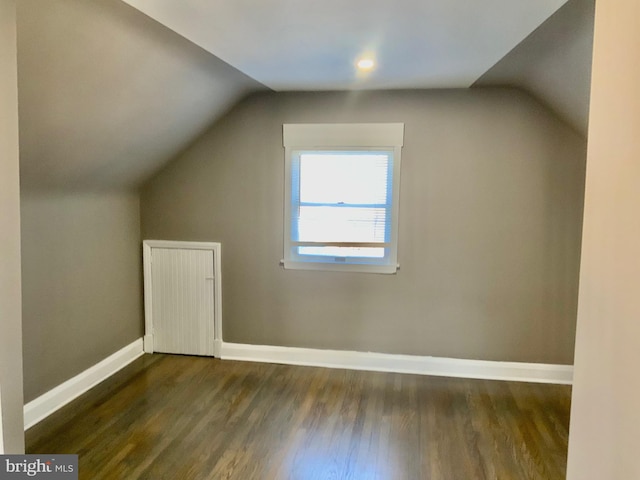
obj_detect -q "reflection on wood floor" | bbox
[27,353,571,479]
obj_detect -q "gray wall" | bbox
[16,0,257,406]
[0,0,25,453]
[21,191,143,402]
[142,89,586,365]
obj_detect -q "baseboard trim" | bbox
[220,342,573,385]
[24,338,144,430]
[22,338,571,430]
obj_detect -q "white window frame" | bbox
[283,123,404,274]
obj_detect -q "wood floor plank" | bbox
[26,354,572,480]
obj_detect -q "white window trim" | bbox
[283,123,404,274]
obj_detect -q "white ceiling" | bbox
[121,0,568,91]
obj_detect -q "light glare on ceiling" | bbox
[356,58,375,70]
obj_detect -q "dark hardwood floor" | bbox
[26,354,571,479]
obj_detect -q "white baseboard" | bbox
[21,338,570,431]
[24,338,144,430]
[220,342,573,385]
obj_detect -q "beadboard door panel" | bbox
[143,241,222,356]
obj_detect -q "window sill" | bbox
[281,259,398,274]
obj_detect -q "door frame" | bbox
[0,383,4,454]
[143,240,223,357]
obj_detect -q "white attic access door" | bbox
[143,241,222,357]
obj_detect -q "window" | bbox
[283,123,404,273]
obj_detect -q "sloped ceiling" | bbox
[17,0,263,190]
[121,0,567,91]
[15,0,592,191]
[475,0,595,136]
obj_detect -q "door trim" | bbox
[143,240,223,356]
[0,383,4,453]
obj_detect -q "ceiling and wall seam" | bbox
[474,0,595,137]
[17,0,592,192]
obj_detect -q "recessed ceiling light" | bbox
[356,58,375,71]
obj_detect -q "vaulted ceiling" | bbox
[16,0,593,191]
[475,0,594,136]
[17,0,262,190]
[120,0,567,91]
